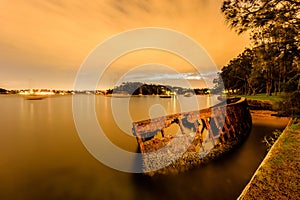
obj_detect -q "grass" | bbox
[239,118,300,200]
[231,93,283,103]
[289,123,298,132]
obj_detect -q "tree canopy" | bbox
[221,0,300,34]
[0,88,7,94]
[218,0,299,115]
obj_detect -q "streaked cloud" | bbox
[0,0,249,89]
[121,72,201,82]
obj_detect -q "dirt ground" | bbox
[251,110,283,120]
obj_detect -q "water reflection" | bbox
[0,95,289,200]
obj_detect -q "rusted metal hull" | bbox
[132,97,252,175]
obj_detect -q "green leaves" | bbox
[221,0,300,35]
[219,0,299,97]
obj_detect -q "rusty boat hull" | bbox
[132,97,252,176]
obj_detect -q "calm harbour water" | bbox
[0,95,289,200]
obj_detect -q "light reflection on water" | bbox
[0,95,289,200]
[95,95,218,152]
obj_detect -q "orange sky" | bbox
[0,0,249,89]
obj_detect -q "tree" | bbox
[221,0,299,95]
[0,88,7,94]
[221,0,300,116]
[215,48,255,95]
[221,0,300,35]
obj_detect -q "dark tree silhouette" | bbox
[0,88,7,94]
[219,0,299,115]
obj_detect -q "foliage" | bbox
[220,0,299,94]
[221,0,300,35]
[216,48,256,95]
[263,129,282,151]
[278,91,300,117]
[0,88,7,94]
[110,82,210,95]
[218,0,300,116]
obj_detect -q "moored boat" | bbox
[183,92,194,97]
[24,94,47,100]
[159,95,172,98]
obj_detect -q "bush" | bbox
[278,91,300,117]
[263,130,282,151]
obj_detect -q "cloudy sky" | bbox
[0,0,249,90]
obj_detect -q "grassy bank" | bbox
[238,118,300,199]
[231,94,283,103]
[229,94,284,111]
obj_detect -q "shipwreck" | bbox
[132,97,252,176]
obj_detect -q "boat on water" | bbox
[21,88,54,100]
[132,97,252,176]
[159,95,172,98]
[108,94,131,98]
[24,94,47,100]
[183,92,194,97]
